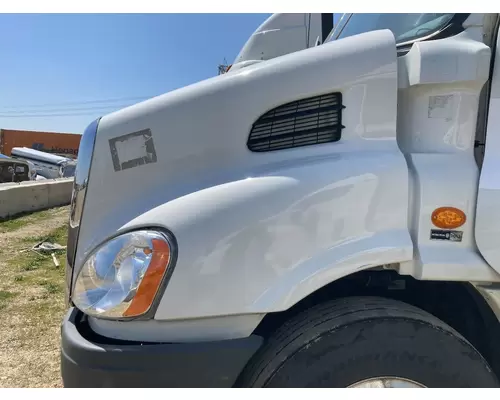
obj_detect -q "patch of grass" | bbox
[0,209,54,233]
[0,218,30,232]
[20,235,43,243]
[38,281,61,295]
[20,225,68,248]
[0,206,69,388]
[0,290,15,301]
[0,290,17,310]
[19,254,47,271]
[11,229,67,293]
[44,225,68,244]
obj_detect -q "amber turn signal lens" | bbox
[431,207,466,229]
[124,238,171,317]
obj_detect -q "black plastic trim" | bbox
[61,308,264,388]
[327,13,471,57]
[321,14,334,43]
[397,13,470,55]
[248,92,344,152]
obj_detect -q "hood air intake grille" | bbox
[247,92,344,152]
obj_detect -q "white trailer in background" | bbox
[11,147,76,179]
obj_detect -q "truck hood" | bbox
[71,30,402,303]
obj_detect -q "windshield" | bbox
[329,13,455,45]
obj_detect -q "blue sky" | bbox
[0,14,272,134]
[0,14,339,134]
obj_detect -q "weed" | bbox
[38,281,61,295]
[0,290,16,310]
[20,256,45,271]
[0,290,15,301]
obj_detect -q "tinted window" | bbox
[62,164,76,177]
[331,13,454,45]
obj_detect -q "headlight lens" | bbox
[73,230,172,318]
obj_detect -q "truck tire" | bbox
[238,296,499,388]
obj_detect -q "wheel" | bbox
[238,296,499,388]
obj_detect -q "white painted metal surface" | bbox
[88,313,265,343]
[75,29,413,321]
[396,24,500,282]
[476,20,500,275]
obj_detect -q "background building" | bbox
[0,129,81,159]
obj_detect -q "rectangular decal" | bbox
[430,229,463,242]
[109,129,157,172]
[428,95,454,120]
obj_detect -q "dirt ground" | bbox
[0,206,70,388]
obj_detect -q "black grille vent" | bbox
[247,92,344,152]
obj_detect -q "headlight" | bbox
[73,230,173,319]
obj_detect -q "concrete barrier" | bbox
[0,178,73,219]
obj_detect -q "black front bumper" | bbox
[61,308,263,388]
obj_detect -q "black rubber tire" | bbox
[238,297,499,388]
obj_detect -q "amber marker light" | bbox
[431,207,466,229]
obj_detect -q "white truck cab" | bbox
[226,13,332,73]
[61,13,500,388]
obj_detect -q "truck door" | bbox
[476,22,500,274]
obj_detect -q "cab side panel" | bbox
[476,21,500,275]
